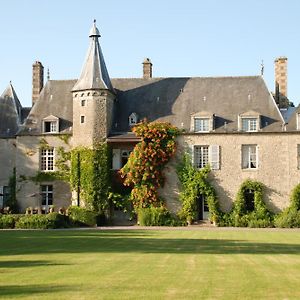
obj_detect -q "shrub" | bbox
[0,214,22,229]
[67,206,97,227]
[137,206,183,226]
[274,208,300,228]
[15,213,69,229]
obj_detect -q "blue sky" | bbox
[1,0,300,107]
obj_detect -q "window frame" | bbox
[40,147,55,172]
[194,117,210,133]
[194,145,209,169]
[242,144,258,169]
[129,113,138,126]
[42,116,59,134]
[241,117,258,132]
[41,185,53,212]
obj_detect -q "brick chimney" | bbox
[142,58,152,79]
[274,57,287,101]
[32,61,44,106]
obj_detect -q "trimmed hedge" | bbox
[0,214,22,229]
[137,207,184,226]
[274,208,300,228]
[67,206,97,227]
[15,213,69,229]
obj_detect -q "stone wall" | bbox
[72,90,115,147]
[16,135,72,212]
[161,133,300,214]
[0,138,16,187]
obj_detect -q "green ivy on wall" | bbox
[176,154,221,223]
[70,143,111,213]
[228,179,273,227]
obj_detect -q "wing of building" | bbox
[0,21,299,220]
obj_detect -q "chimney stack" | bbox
[142,58,152,79]
[274,57,287,101]
[32,61,44,106]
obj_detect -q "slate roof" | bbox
[18,75,286,136]
[19,80,76,135]
[111,76,284,133]
[285,105,300,131]
[72,21,114,92]
[0,83,22,137]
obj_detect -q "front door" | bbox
[197,195,209,220]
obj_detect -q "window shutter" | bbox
[112,149,121,170]
[209,145,220,170]
[188,145,195,167]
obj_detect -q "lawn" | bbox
[0,228,300,300]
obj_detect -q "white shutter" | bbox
[112,149,121,170]
[188,144,195,167]
[0,186,3,208]
[209,145,220,170]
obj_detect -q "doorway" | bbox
[197,194,209,220]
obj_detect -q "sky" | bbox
[0,0,300,107]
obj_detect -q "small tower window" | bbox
[81,99,86,106]
[80,116,85,124]
[129,113,138,126]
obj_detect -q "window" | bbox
[44,121,58,133]
[41,148,55,171]
[81,99,86,106]
[194,146,209,168]
[43,116,59,133]
[194,118,209,132]
[121,150,132,167]
[242,145,258,169]
[0,186,9,208]
[244,189,255,211]
[81,115,85,124]
[129,113,138,126]
[193,145,220,170]
[241,118,258,132]
[41,185,53,211]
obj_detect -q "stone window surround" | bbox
[238,111,261,132]
[190,111,214,132]
[129,112,138,126]
[42,115,59,134]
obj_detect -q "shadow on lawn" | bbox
[0,284,71,297]
[0,260,68,268]
[0,230,299,256]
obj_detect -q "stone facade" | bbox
[72,90,115,147]
[159,133,300,215]
[15,135,71,212]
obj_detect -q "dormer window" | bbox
[191,111,214,132]
[194,118,210,132]
[241,118,257,132]
[129,113,138,126]
[43,115,59,133]
[239,111,260,132]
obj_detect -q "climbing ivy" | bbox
[120,121,179,209]
[228,179,273,227]
[70,143,111,213]
[176,153,221,224]
[6,168,18,213]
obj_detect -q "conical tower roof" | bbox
[0,82,22,137]
[72,20,114,92]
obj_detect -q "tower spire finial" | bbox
[47,68,50,80]
[261,60,264,76]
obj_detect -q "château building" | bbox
[0,21,299,221]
